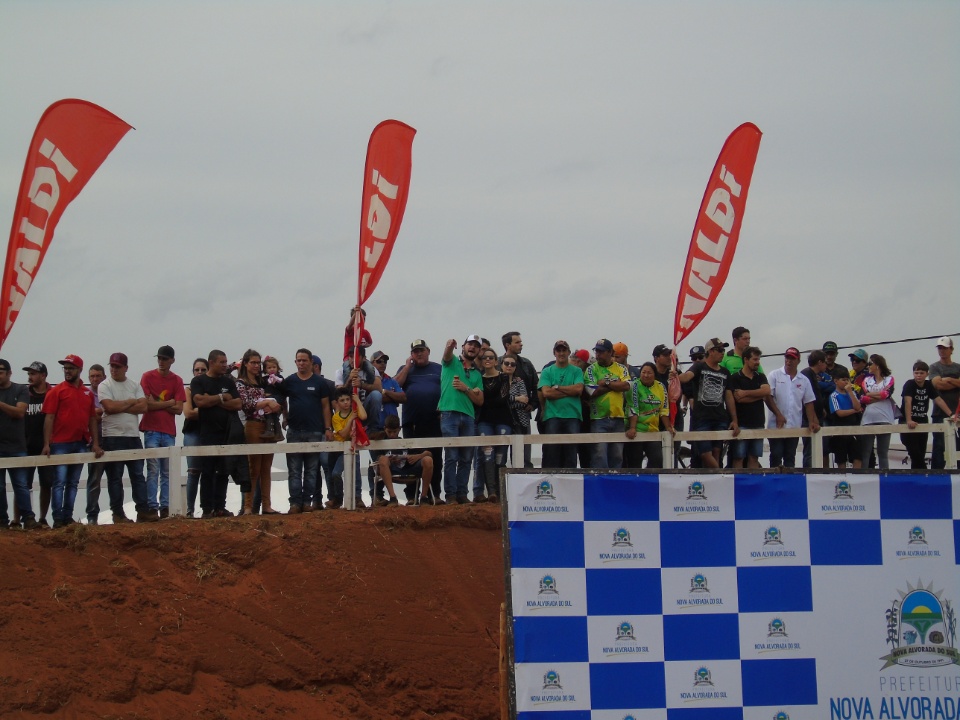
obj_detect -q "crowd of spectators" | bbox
[1,321,957,528]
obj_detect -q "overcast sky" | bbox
[1,1,957,383]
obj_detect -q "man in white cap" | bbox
[765,346,819,468]
[439,335,483,503]
[930,336,960,469]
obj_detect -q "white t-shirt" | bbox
[861,375,897,425]
[766,367,815,429]
[98,377,144,437]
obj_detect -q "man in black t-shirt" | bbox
[20,361,53,525]
[190,350,244,517]
[674,338,739,468]
[726,347,769,468]
[0,359,35,528]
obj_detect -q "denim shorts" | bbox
[691,417,728,456]
[730,437,764,460]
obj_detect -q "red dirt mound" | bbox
[0,504,506,719]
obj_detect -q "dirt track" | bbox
[0,504,505,719]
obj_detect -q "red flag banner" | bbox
[673,122,762,347]
[356,120,416,306]
[1,99,132,350]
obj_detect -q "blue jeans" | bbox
[0,451,33,524]
[144,430,175,510]
[477,421,511,497]
[183,431,201,515]
[590,417,624,469]
[84,458,106,521]
[330,452,362,501]
[286,430,323,508]
[930,419,959,469]
[440,411,476,499]
[541,416,580,469]
[102,436,149,513]
[769,436,800,468]
[51,441,88,523]
[363,391,383,432]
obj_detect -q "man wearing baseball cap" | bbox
[140,346,186,519]
[930,336,960,468]
[99,352,154,523]
[438,335,484,503]
[394,339,443,503]
[538,340,584,469]
[765,347,819,468]
[0,358,35,529]
[675,338,738,468]
[41,354,103,528]
[584,339,631,469]
[20,361,53,525]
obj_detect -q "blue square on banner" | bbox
[584,473,660,521]
[667,709,744,720]
[510,521,586,568]
[586,568,663,615]
[590,661,666,709]
[741,658,818,706]
[955,520,960,565]
[879,473,953,519]
[513,617,589,663]
[660,521,737,567]
[663,614,740,660]
[734,473,808,519]
[737,566,813,612]
[518,711,591,720]
[809,520,882,565]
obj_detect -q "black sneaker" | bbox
[22,518,41,530]
[354,496,366,508]
[387,496,398,506]
[113,513,133,524]
[136,511,159,523]
[159,507,169,519]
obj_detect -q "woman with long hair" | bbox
[235,349,282,515]
[475,348,511,502]
[859,353,896,470]
[182,358,207,518]
[503,353,531,465]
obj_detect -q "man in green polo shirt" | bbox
[538,340,584,469]
[440,335,484,504]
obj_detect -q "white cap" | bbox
[464,334,482,344]
[936,336,954,349]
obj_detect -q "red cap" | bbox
[59,354,84,370]
[108,352,128,367]
[573,349,590,363]
[784,347,801,359]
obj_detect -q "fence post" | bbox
[344,444,356,510]
[811,430,824,468]
[661,432,674,469]
[510,436,524,469]
[169,445,185,516]
[944,419,958,470]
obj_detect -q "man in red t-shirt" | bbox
[140,345,185,518]
[42,354,103,528]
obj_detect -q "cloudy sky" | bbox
[1,1,957,382]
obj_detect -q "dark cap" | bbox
[156,345,175,359]
[703,338,729,353]
[312,354,322,367]
[594,338,614,352]
[372,350,389,363]
[410,339,428,351]
[652,344,671,357]
[553,339,570,351]
[822,341,838,353]
[689,345,706,358]
[849,348,868,362]
[784,347,801,360]
[0,359,10,372]
[108,352,128,367]
[23,361,47,374]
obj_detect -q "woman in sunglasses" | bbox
[182,358,207,517]
[503,353,532,466]
[475,350,511,502]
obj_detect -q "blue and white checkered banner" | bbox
[504,472,960,720]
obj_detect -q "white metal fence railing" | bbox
[1,421,956,516]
